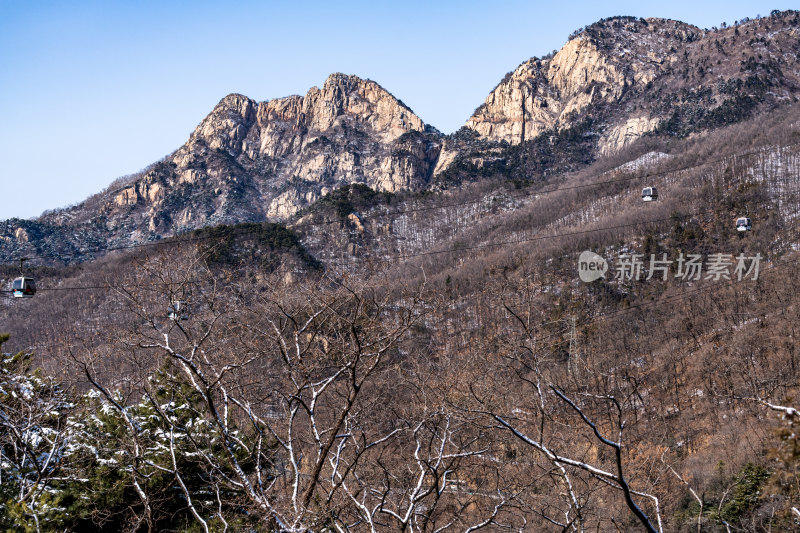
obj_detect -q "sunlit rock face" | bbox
[466,15,800,154]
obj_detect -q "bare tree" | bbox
[73,252,514,531]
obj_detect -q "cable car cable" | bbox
[6,141,796,262]
[1,210,702,294]
[14,245,795,358]
[4,203,790,295]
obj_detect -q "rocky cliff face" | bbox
[466,13,800,154]
[466,32,654,145]
[29,74,441,246]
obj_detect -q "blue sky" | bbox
[0,0,791,220]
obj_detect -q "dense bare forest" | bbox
[3,101,800,531]
[4,11,800,532]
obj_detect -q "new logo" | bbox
[578,251,608,282]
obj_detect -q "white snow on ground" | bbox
[617,151,673,172]
[740,145,800,221]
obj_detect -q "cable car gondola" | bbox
[12,277,36,298]
[641,186,658,202]
[168,300,190,321]
[736,217,752,232]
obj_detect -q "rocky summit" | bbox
[0,74,442,257]
[467,14,800,153]
[166,73,439,223]
[91,73,438,233]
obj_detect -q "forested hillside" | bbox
[3,10,800,533]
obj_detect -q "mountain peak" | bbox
[314,72,418,116]
[214,93,255,117]
[323,71,367,86]
[466,12,800,151]
[23,73,441,242]
[218,92,252,106]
